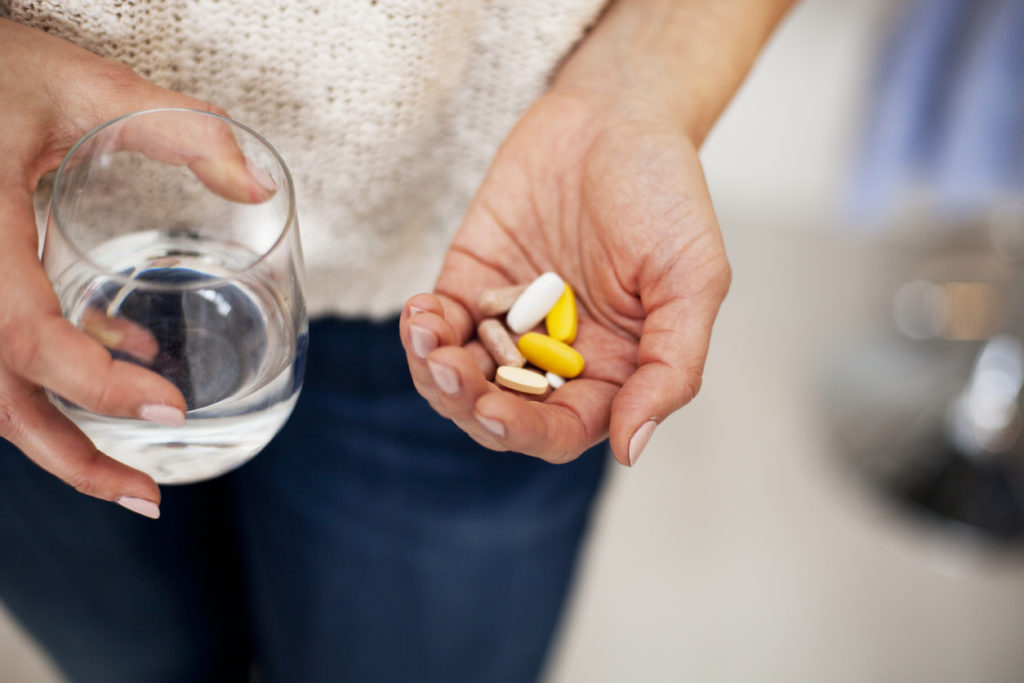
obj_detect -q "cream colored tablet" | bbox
[495,365,549,394]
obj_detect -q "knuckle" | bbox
[66,451,104,498]
[1,325,42,377]
[716,257,733,296]
[91,61,146,101]
[679,372,703,405]
[198,102,230,118]
[82,364,117,413]
[0,397,21,441]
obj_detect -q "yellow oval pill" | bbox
[517,332,585,378]
[545,283,577,344]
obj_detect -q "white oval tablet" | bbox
[506,272,565,334]
[545,371,566,389]
[495,366,549,395]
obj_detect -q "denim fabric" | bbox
[0,316,608,683]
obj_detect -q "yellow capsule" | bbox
[517,332,584,378]
[545,283,577,344]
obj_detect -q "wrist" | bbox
[551,0,796,146]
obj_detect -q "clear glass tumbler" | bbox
[43,108,308,484]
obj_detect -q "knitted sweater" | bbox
[3,0,606,317]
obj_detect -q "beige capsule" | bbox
[478,319,525,368]
[477,284,528,316]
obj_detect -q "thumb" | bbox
[63,65,277,204]
[117,100,278,204]
[608,259,731,467]
[108,98,278,204]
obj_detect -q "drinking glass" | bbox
[42,108,308,484]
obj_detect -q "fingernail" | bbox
[408,305,428,318]
[410,325,438,360]
[476,413,506,438]
[628,419,658,467]
[93,327,124,348]
[428,360,461,396]
[116,496,160,519]
[139,404,186,427]
[246,159,277,195]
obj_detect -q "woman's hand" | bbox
[400,89,730,466]
[400,0,796,467]
[0,19,266,516]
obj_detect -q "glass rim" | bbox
[50,107,298,292]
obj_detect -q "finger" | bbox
[0,377,161,515]
[4,20,272,203]
[422,344,514,451]
[402,293,495,374]
[80,307,159,363]
[609,257,731,467]
[465,340,497,378]
[473,377,619,463]
[57,68,276,204]
[403,292,618,462]
[402,294,513,447]
[0,194,186,423]
[111,99,277,204]
[400,298,487,419]
[5,313,186,422]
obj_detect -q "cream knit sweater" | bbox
[3,0,607,317]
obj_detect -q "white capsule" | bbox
[506,272,565,334]
[545,371,566,389]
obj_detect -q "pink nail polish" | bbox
[116,496,160,519]
[410,325,438,360]
[139,404,186,427]
[628,419,658,466]
[476,413,506,438]
[428,361,461,396]
[246,159,277,194]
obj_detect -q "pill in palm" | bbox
[477,284,528,316]
[506,272,565,334]
[495,365,549,394]
[517,332,585,378]
[478,319,525,368]
[545,283,577,344]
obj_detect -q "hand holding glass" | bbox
[43,109,307,484]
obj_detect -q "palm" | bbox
[403,91,730,464]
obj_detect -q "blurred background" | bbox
[6,0,1024,680]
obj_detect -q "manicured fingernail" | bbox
[628,419,658,466]
[139,404,186,427]
[246,159,277,194]
[116,496,160,519]
[428,360,461,396]
[476,413,506,438]
[410,325,438,360]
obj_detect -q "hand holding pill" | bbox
[400,88,731,467]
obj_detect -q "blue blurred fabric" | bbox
[0,316,608,683]
[849,0,1024,224]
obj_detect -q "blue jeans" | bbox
[0,317,608,682]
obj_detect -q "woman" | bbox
[0,1,790,680]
